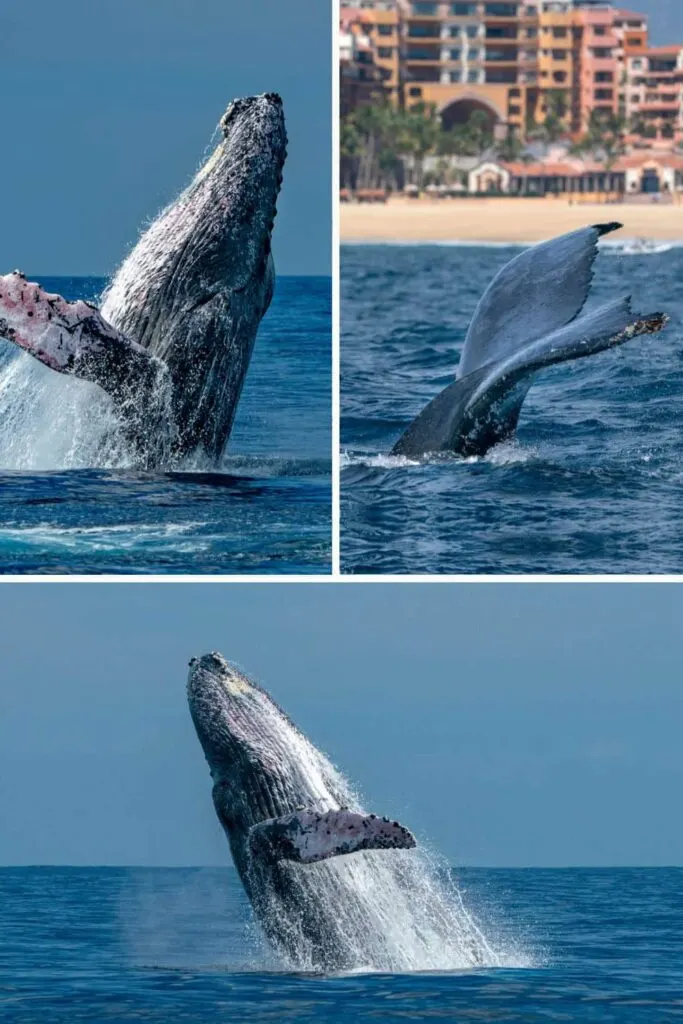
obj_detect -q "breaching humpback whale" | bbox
[0,93,286,468]
[392,223,669,458]
[187,652,418,971]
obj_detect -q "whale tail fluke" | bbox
[457,222,623,379]
[250,808,416,865]
[393,295,669,458]
[0,272,168,412]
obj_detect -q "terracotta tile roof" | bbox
[494,152,683,175]
[643,46,682,56]
[614,9,648,21]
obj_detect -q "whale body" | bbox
[187,652,418,971]
[392,223,669,458]
[0,93,287,468]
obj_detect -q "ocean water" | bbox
[341,243,683,574]
[2,866,681,1022]
[0,276,331,574]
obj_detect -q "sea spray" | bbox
[232,689,516,973]
[0,347,178,471]
[0,349,134,469]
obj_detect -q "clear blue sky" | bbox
[1,583,681,868]
[633,0,683,44]
[0,1,330,277]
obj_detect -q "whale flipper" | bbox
[393,296,668,457]
[458,222,621,378]
[0,272,169,408]
[249,808,416,865]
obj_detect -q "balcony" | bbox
[486,48,519,62]
[408,25,441,37]
[486,27,519,39]
[405,67,441,81]
[406,48,442,61]
[486,67,518,82]
[640,99,681,111]
[484,2,519,15]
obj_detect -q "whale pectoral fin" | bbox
[249,808,416,865]
[458,222,622,378]
[0,272,165,404]
[394,297,669,458]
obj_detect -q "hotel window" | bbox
[412,3,438,13]
[378,47,393,58]
[593,48,612,58]
[632,59,643,69]
[449,26,461,36]
[409,87,423,96]
[551,49,567,60]
[450,70,463,81]
[552,27,567,38]
[594,71,613,82]
[553,71,567,82]
[484,3,518,14]
[593,25,607,36]
[468,69,479,81]
[450,48,461,59]
[466,25,479,37]
[377,25,393,35]
[469,48,480,59]
[526,28,538,38]
[451,2,477,13]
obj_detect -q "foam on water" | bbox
[240,690,530,974]
[0,350,136,470]
[341,442,536,471]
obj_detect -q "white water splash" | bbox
[243,689,531,974]
[0,350,136,470]
[341,442,536,472]
[340,450,421,470]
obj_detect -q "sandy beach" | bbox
[341,197,683,243]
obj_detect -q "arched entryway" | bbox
[641,167,661,194]
[440,96,501,134]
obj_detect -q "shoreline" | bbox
[340,198,683,244]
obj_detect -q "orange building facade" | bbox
[340,1,661,143]
[625,45,683,144]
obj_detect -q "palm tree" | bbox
[340,120,361,190]
[399,102,441,189]
[528,89,569,147]
[495,127,524,163]
[574,110,627,171]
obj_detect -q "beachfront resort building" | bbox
[624,45,683,145]
[466,148,683,197]
[340,1,679,144]
[340,10,389,114]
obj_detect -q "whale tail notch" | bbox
[0,272,168,412]
[249,808,416,865]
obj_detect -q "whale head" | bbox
[187,652,340,851]
[100,94,287,461]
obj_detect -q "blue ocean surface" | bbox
[2,866,682,1023]
[341,243,683,574]
[0,276,331,574]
